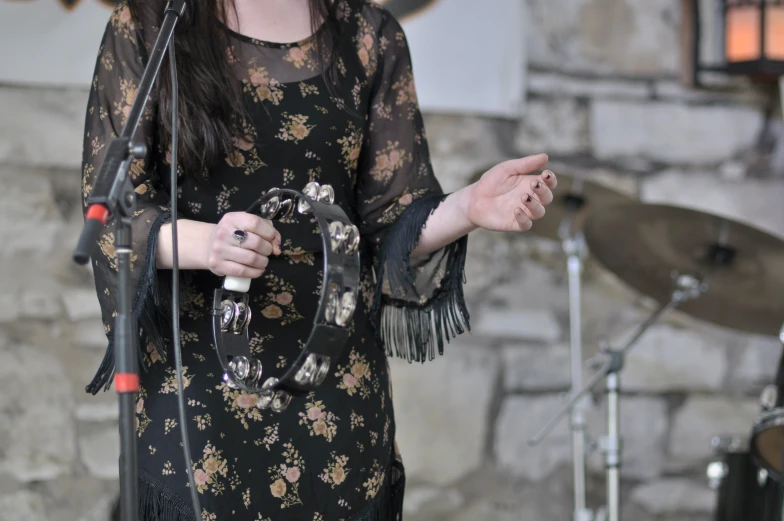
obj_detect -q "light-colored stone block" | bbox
[501,343,571,391]
[641,169,784,240]
[0,166,63,257]
[591,101,764,164]
[630,478,716,514]
[517,98,590,155]
[19,289,62,320]
[39,476,118,521]
[494,394,573,480]
[0,86,88,169]
[68,319,110,350]
[0,222,62,257]
[732,334,781,392]
[485,260,569,315]
[75,401,118,422]
[527,72,650,99]
[464,228,513,301]
[473,309,562,343]
[652,80,769,106]
[669,397,759,468]
[0,293,19,323]
[423,114,511,194]
[0,165,57,221]
[0,342,76,482]
[402,486,464,517]
[525,0,681,76]
[76,494,121,521]
[587,396,669,479]
[390,343,500,486]
[618,324,727,392]
[78,426,120,479]
[61,289,102,321]
[0,490,49,521]
[450,496,572,521]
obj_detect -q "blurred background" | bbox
[1,0,784,520]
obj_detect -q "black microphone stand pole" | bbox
[73,3,186,521]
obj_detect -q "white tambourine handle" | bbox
[224,276,251,293]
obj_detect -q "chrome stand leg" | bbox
[565,235,592,521]
[605,371,621,521]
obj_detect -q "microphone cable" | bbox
[168,32,204,521]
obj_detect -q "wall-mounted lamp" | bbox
[685,0,784,85]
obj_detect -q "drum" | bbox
[752,408,784,482]
[707,435,782,521]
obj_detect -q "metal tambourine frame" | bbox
[211,182,360,413]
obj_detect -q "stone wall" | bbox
[1,0,784,520]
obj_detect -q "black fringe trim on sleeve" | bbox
[86,211,173,395]
[370,194,470,363]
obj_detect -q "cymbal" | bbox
[583,203,784,336]
[528,173,634,241]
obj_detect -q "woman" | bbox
[82,1,557,520]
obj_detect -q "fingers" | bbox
[530,177,554,206]
[541,169,557,190]
[227,212,277,243]
[521,192,546,220]
[273,229,282,255]
[504,153,549,176]
[210,211,280,279]
[242,231,274,257]
[516,166,557,229]
[513,207,533,232]
[229,247,270,271]
[219,212,281,255]
[220,263,266,280]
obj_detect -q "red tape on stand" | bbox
[85,205,110,224]
[115,373,140,393]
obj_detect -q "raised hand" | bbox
[466,153,557,232]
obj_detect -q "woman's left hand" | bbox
[466,153,557,232]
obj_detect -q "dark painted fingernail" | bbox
[545,172,552,180]
[526,194,533,203]
[535,181,542,189]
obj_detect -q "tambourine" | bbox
[211,182,360,413]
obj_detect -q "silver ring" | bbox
[232,229,247,247]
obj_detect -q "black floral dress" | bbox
[81,2,468,521]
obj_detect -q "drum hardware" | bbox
[525,173,634,521]
[529,200,784,521]
[761,385,780,411]
[580,203,784,337]
[211,183,361,413]
[529,272,705,521]
[706,435,783,521]
[750,322,784,484]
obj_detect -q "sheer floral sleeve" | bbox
[356,5,469,363]
[81,4,171,394]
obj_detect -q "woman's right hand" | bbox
[207,212,282,279]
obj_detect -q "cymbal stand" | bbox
[528,272,706,521]
[557,187,591,521]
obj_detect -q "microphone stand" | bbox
[73,3,186,521]
[528,272,705,521]
[555,188,591,521]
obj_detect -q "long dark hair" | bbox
[129,0,344,181]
